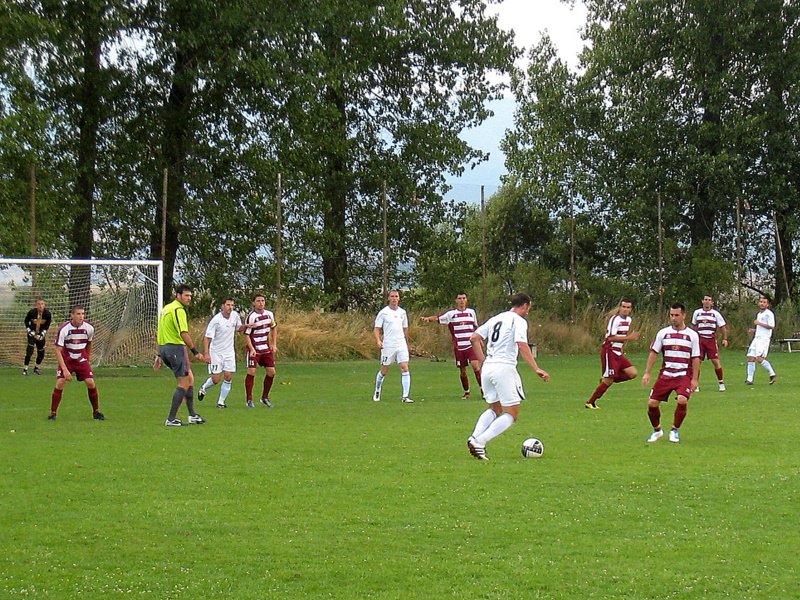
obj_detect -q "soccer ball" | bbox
[521,437,544,458]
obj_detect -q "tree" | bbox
[505,0,799,305]
[270,0,516,310]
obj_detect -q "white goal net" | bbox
[0,258,163,368]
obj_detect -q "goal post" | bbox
[0,258,163,368]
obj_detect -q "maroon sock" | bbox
[51,388,63,415]
[262,375,274,400]
[589,382,610,403]
[715,367,724,383]
[647,405,661,429]
[460,371,469,391]
[88,387,99,412]
[674,403,687,429]
[245,374,254,401]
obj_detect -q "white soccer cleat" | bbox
[467,436,488,460]
[646,429,664,443]
[372,391,381,402]
[718,383,726,392]
[401,396,414,403]
[669,429,680,443]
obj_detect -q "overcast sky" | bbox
[445,0,587,202]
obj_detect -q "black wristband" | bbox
[190,347,198,356]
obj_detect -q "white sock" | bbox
[475,413,515,445]
[375,372,385,394]
[471,409,497,439]
[219,380,232,403]
[401,372,411,397]
[760,360,776,376]
[746,362,756,381]
[201,377,214,393]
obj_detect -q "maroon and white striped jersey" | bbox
[437,308,479,351]
[55,320,95,361]
[605,314,632,355]
[691,308,726,339]
[651,326,700,378]
[246,309,276,354]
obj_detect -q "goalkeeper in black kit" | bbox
[23,297,52,375]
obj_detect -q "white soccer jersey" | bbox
[475,310,529,366]
[246,309,276,354]
[56,320,95,361]
[651,326,701,378]
[605,314,632,355]
[374,306,409,349]
[691,308,726,339]
[205,311,243,354]
[438,308,479,351]
[754,309,775,341]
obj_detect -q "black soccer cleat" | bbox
[93,411,105,420]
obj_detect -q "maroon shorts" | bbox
[454,347,479,368]
[600,346,633,381]
[57,358,95,381]
[698,337,719,360]
[649,374,693,402]
[247,351,275,369]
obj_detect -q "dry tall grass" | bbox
[188,302,798,361]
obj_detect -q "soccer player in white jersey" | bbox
[198,298,244,408]
[585,298,640,409]
[420,292,481,399]
[49,305,105,421]
[244,294,278,408]
[691,294,729,391]
[745,295,777,385]
[466,292,550,460]
[373,289,413,403]
[641,303,701,443]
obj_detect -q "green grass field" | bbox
[2,353,798,599]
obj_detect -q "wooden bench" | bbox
[777,338,800,352]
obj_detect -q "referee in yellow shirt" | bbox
[155,284,208,426]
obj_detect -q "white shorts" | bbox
[482,363,525,407]
[746,338,770,359]
[381,347,410,366]
[208,352,236,374]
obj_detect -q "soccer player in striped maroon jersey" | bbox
[420,292,481,399]
[585,299,640,409]
[641,303,701,443]
[243,294,278,408]
[690,295,729,391]
[49,305,104,421]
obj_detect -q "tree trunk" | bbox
[68,4,102,314]
[150,38,194,303]
[774,211,794,304]
[321,85,349,312]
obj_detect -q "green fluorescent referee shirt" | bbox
[158,299,189,345]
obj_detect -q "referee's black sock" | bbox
[169,387,184,420]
